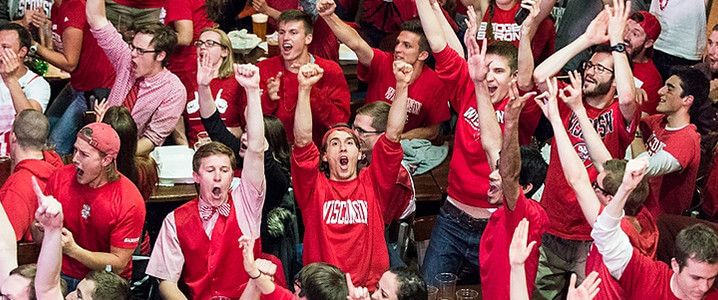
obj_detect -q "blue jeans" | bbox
[49,87,86,156]
[61,273,81,293]
[421,201,487,286]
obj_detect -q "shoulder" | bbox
[21,71,49,88]
[257,56,283,70]
[315,56,343,74]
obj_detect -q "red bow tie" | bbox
[199,203,231,221]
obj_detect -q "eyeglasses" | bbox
[592,181,614,196]
[351,124,384,136]
[194,39,225,48]
[582,61,614,76]
[128,43,160,55]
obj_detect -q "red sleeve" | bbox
[1,190,33,241]
[433,46,471,109]
[357,48,389,82]
[110,189,146,249]
[313,60,351,127]
[662,128,700,169]
[290,142,321,211]
[62,0,86,29]
[164,0,192,24]
[260,286,295,300]
[368,135,404,212]
[531,18,556,62]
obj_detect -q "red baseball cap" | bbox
[321,125,360,150]
[633,11,661,42]
[77,122,120,159]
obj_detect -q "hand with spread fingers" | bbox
[567,271,601,300]
[559,70,584,112]
[519,0,541,35]
[467,35,489,84]
[196,53,215,87]
[508,218,537,267]
[266,72,282,101]
[0,48,23,82]
[606,0,632,45]
[506,80,538,114]
[33,176,63,230]
[583,10,610,46]
[93,98,109,122]
[534,77,561,122]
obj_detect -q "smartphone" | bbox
[514,7,530,25]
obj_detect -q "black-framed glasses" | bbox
[582,61,614,76]
[592,181,613,196]
[351,124,384,135]
[128,43,160,55]
[194,39,225,49]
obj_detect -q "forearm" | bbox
[294,87,313,147]
[509,265,530,300]
[400,124,439,141]
[239,281,261,300]
[172,20,194,46]
[263,6,281,20]
[172,119,189,146]
[476,81,501,166]
[432,2,463,58]
[534,35,591,82]
[158,281,188,300]
[416,0,448,53]
[517,26,536,90]
[85,0,109,29]
[0,205,17,285]
[323,14,373,64]
[36,44,78,73]
[591,206,633,279]
[198,84,217,118]
[245,87,264,152]
[201,111,242,155]
[386,83,409,142]
[575,108,612,171]
[253,275,277,295]
[500,112,522,210]
[136,137,155,156]
[35,228,63,300]
[6,79,39,111]
[65,246,130,273]
[612,51,637,120]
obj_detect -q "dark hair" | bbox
[13,109,48,151]
[297,263,347,300]
[519,147,547,197]
[102,106,138,186]
[486,41,518,73]
[712,24,718,32]
[356,102,391,132]
[674,223,718,271]
[134,23,178,67]
[264,115,290,171]
[601,159,649,216]
[318,125,361,176]
[390,267,427,300]
[0,22,31,50]
[192,141,236,172]
[400,20,430,53]
[9,264,36,300]
[279,10,313,35]
[85,271,130,300]
[671,67,710,124]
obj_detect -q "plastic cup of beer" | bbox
[252,13,268,41]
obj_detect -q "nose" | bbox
[213,171,222,181]
[658,85,667,96]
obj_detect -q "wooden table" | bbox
[148,184,197,204]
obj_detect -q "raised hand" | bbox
[345,273,371,300]
[622,157,649,189]
[94,98,108,122]
[316,0,336,17]
[252,0,270,14]
[255,258,277,278]
[467,36,489,83]
[465,5,479,44]
[535,77,561,121]
[233,64,261,90]
[393,60,413,86]
[506,80,538,113]
[606,0,631,44]
[196,53,214,86]
[30,9,49,29]
[266,72,282,101]
[297,63,324,88]
[238,235,257,274]
[559,70,584,111]
[583,10,610,45]
[520,0,541,35]
[508,218,537,267]
[0,48,22,81]
[567,272,601,300]
[33,176,63,230]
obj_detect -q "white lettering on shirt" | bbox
[124,237,140,243]
[566,110,616,166]
[384,87,423,115]
[463,107,505,142]
[477,22,521,42]
[322,199,369,225]
[645,134,666,156]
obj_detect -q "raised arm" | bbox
[386,61,412,142]
[239,236,276,296]
[235,64,266,190]
[501,83,537,210]
[561,70,613,173]
[535,77,601,225]
[317,0,374,65]
[32,177,64,300]
[0,199,16,285]
[534,11,609,84]
[35,24,82,73]
[416,0,448,53]
[85,0,109,29]
[606,0,637,122]
[467,34,501,171]
[517,0,541,91]
[431,0,464,58]
[509,218,537,300]
[294,64,324,147]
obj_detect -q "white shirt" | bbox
[650,0,706,60]
[0,69,50,157]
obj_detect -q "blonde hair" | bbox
[200,27,235,79]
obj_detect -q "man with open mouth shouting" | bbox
[291,61,409,291]
[146,64,268,299]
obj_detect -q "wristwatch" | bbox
[611,43,627,53]
[28,43,38,56]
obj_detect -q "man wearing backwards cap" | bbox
[290,61,409,290]
[624,11,663,115]
[33,122,146,292]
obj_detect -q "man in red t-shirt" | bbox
[259,10,350,145]
[624,11,663,115]
[531,4,640,297]
[318,0,449,141]
[0,110,62,242]
[33,122,145,292]
[290,61,409,290]
[632,68,706,215]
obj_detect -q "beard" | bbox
[629,43,646,60]
[583,80,613,98]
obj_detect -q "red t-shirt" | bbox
[479,192,548,299]
[259,56,350,145]
[542,93,637,240]
[703,147,718,220]
[164,0,216,98]
[633,59,663,115]
[46,165,146,279]
[51,0,115,91]
[359,48,450,132]
[309,17,340,62]
[112,0,163,9]
[291,135,403,290]
[477,2,555,63]
[0,151,63,241]
[619,249,718,299]
[585,208,658,300]
[434,46,541,207]
[184,76,246,147]
[639,115,701,215]
[260,286,294,300]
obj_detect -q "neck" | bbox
[144,65,164,78]
[12,148,43,170]
[202,195,228,207]
[670,273,690,299]
[409,61,424,84]
[496,1,515,10]
[284,51,311,73]
[87,172,110,189]
[665,111,691,128]
[585,91,616,109]
[632,52,650,64]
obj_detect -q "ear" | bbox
[101,155,114,168]
[683,94,694,108]
[18,46,27,58]
[305,33,313,45]
[521,183,533,195]
[155,51,167,64]
[418,50,429,62]
[321,152,328,163]
[645,38,655,49]
[671,258,681,274]
[192,170,201,184]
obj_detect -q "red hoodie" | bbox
[0,151,63,241]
